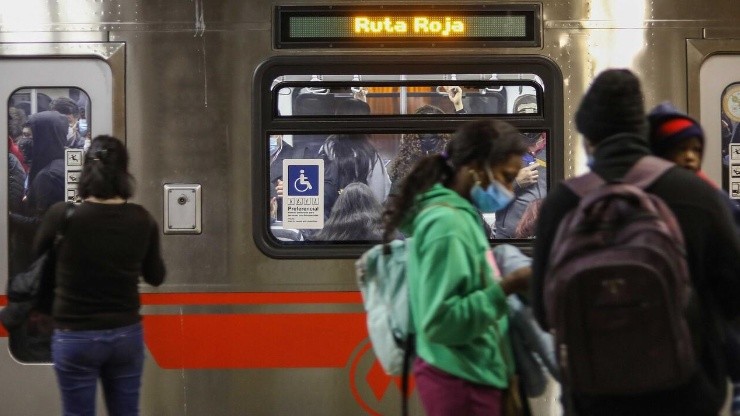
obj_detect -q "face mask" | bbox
[67,124,75,141]
[470,169,515,213]
[269,137,279,156]
[586,154,595,169]
[419,133,441,153]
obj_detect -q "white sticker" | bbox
[282,159,324,229]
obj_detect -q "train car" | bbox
[1,1,738,414]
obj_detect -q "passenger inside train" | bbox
[4,88,92,363]
[267,74,546,244]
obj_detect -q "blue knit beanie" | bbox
[647,102,704,156]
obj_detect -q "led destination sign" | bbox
[276,5,540,48]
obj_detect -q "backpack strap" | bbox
[623,156,674,189]
[562,172,604,198]
[563,156,674,197]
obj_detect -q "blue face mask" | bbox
[470,169,515,213]
[269,137,279,156]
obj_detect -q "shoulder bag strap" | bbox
[53,202,76,248]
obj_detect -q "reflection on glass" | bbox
[6,87,90,363]
[273,73,542,116]
[721,82,740,193]
[267,130,549,243]
[284,84,539,116]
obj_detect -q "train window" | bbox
[268,129,549,244]
[254,57,563,258]
[273,74,544,116]
[6,87,90,363]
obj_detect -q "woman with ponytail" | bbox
[383,119,525,415]
[34,135,166,416]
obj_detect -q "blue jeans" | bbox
[52,323,144,416]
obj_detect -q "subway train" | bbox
[1,1,739,415]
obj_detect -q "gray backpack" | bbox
[544,156,695,395]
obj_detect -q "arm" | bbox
[705,195,740,318]
[141,216,166,287]
[500,266,531,295]
[530,185,578,329]
[32,202,65,258]
[416,235,507,346]
[492,244,532,296]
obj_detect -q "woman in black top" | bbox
[35,135,166,416]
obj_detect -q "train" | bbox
[1,1,739,415]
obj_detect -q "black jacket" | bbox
[531,133,740,416]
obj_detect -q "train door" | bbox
[0,42,124,413]
[246,55,562,415]
[688,39,740,202]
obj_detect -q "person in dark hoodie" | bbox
[25,110,68,216]
[5,110,68,362]
[648,102,740,229]
[647,102,740,414]
[531,69,740,416]
[9,110,68,266]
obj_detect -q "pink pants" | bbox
[413,357,503,416]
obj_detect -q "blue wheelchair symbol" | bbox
[287,165,319,196]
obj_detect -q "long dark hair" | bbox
[321,133,380,191]
[313,182,383,241]
[383,119,525,243]
[78,135,134,199]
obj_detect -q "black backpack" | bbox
[544,156,695,395]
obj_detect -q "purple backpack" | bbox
[544,156,695,395]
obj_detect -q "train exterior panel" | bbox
[0,1,738,414]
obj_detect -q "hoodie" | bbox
[401,183,511,387]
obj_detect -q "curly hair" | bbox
[383,119,526,244]
[8,106,27,139]
[387,105,450,186]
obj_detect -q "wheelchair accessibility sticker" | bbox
[283,159,324,229]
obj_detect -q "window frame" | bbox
[252,55,564,259]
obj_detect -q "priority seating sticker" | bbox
[282,159,324,229]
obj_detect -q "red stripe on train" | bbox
[139,291,362,305]
[143,313,367,369]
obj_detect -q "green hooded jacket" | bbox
[400,183,512,388]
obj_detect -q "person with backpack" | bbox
[382,119,527,416]
[530,68,740,416]
[647,102,740,415]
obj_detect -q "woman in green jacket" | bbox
[383,119,526,415]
